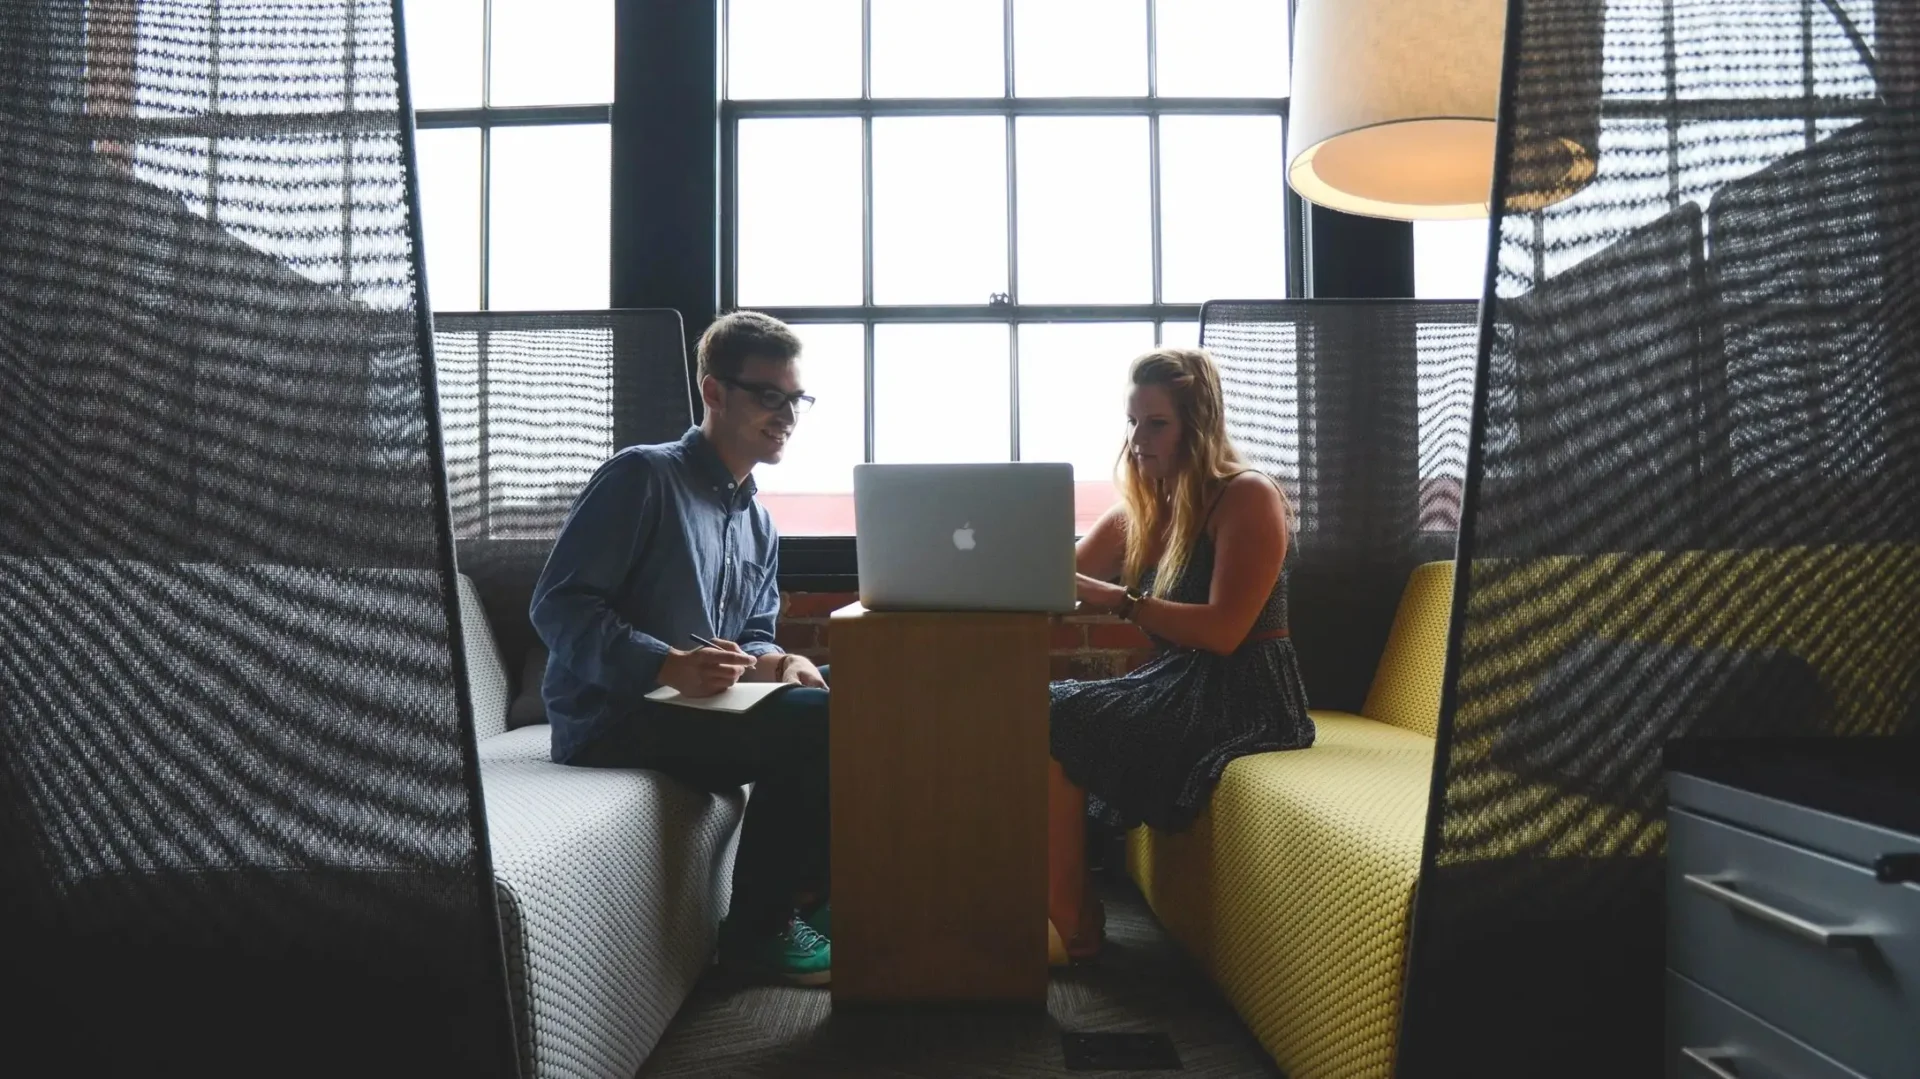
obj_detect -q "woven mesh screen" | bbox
[437,309,694,680]
[1202,300,1480,711]
[0,2,517,1073]
[1401,1,1920,1073]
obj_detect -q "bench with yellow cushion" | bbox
[1128,560,1453,1079]
[1129,547,1920,1079]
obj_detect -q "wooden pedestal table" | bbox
[827,603,1050,1005]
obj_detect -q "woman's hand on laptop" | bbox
[660,643,754,697]
[1075,574,1126,615]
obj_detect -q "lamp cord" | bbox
[1815,0,1881,91]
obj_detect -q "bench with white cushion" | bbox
[457,574,742,1079]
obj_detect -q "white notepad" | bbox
[643,682,793,714]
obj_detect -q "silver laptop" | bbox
[854,462,1076,613]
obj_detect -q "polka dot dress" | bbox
[1050,535,1314,832]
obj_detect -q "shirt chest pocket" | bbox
[724,556,774,631]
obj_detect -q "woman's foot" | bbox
[1048,894,1105,966]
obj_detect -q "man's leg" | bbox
[725,686,830,932]
[569,687,831,935]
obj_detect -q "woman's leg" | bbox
[1047,759,1100,959]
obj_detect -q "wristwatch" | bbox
[1116,588,1143,621]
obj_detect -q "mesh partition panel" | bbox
[0,2,517,1074]
[1401,1,1920,1074]
[436,310,695,681]
[1202,300,1480,711]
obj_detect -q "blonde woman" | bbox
[1048,347,1314,963]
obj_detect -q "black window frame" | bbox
[409,0,614,313]
[718,0,1320,588]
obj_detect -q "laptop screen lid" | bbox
[853,462,1076,613]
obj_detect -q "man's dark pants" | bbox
[570,673,830,934]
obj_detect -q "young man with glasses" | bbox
[531,310,834,984]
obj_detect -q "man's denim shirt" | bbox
[530,428,782,762]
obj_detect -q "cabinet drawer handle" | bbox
[1681,1048,1743,1079]
[1683,874,1870,947]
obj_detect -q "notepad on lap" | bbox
[644,682,793,713]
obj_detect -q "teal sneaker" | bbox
[802,901,831,939]
[722,914,831,986]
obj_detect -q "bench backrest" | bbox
[457,572,512,741]
[1362,560,1456,738]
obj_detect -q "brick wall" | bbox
[778,592,1157,680]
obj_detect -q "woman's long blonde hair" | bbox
[1118,348,1267,596]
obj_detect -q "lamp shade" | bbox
[1287,0,1596,220]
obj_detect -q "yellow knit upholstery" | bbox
[1129,715,1433,1079]
[1127,561,1456,1079]
[1129,550,1920,1078]
[1361,561,1455,738]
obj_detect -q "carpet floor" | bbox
[635,875,1283,1078]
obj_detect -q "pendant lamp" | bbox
[1286,0,1599,220]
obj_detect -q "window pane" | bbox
[874,324,1011,463]
[136,4,211,116]
[728,0,862,100]
[1414,219,1491,300]
[402,0,483,110]
[1160,321,1200,349]
[488,0,614,106]
[1673,0,1805,100]
[737,118,864,306]
[217,3,345,115]
[1155,0,1289,97]
[873,117,1008,305]
[871,0,1004,97]
[1014,0,1147,96]
[415,127,482,312]
[756,324,864,536]
[1018,323,1153,530]
[1159,115,1287,303]
[218,136,346,286]
[488,124,610,310]
[1016,117,1151,303]
[133,138,211,219]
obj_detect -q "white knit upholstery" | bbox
[456,573,512,742]
[478,722,554,764]
[482,753,744,1079]
[460,574,744,1079]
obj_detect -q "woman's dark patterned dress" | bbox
[1049,531,1314,832]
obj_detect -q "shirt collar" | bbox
[681,427,758,502]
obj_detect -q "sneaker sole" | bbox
[719,956,832,987]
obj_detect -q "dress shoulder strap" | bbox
[1202,470,1282,528]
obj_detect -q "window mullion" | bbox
[1009,321,1021,462]
[862,116,874,307]
[1003,0,1020,458]
[1147,0,1164,306]
[1146,0,1159,97]
[863,322,876,464]
[479,0,492,309]
[479,125,491,310]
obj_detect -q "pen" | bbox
[688,633,727,651]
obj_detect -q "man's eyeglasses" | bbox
[718,376,815,414]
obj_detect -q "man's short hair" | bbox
[696,310,802,383]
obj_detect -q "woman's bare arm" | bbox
[1074,502,1129,582]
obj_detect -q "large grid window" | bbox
[405,0,612,312]
[725,0,1297,535]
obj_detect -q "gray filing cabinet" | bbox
[1667,764,1920,1079]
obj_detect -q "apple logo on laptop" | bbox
[952,523,976,551]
